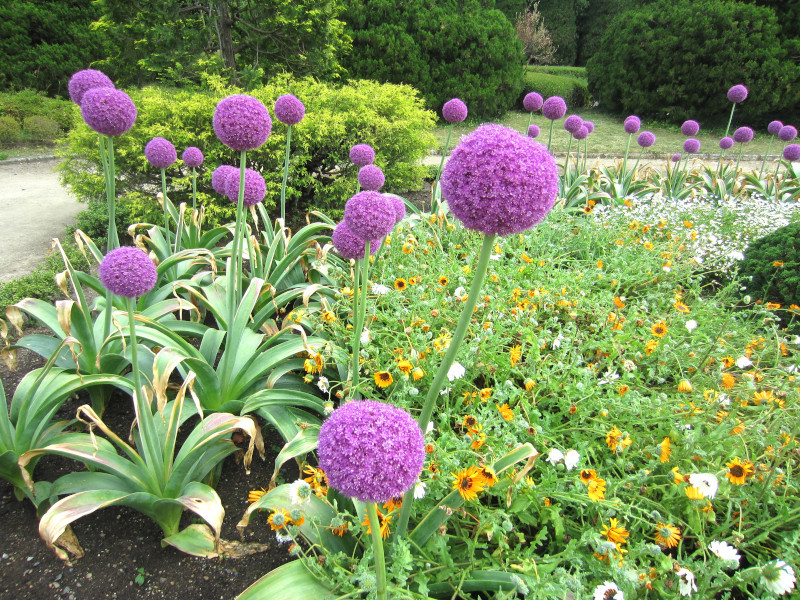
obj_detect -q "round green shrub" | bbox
[739,221,800,307]
[519,70,589,109]
[23,116,61,143]
[586,0,798,125]
[0,116,22,146]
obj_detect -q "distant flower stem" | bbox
[546,120,555,153]
[127,297,144,402]
[734,143,745,174]
[279,125,292,224]
[434,126,454,212]
[758,138,774,180]
[621,134,632,178]
[366,502,387,600]
[350,242,371,400]
[190,167,197,213]
[562,137,573,177]
[97,134,118,341]
[160,169,169,238]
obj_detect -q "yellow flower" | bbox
[397,359,413,375]
[268,508,291,531]
[468,424,486,450]
[394,278,407,291]
[480,388,493,400]
[678,380,693,393]
[773,261,785,267]
[721,372,735,390]
[412,367,425,381]
[671,466,685,485]
[613,296,625,309]
[476,465,498,488]
[645,339,660,355]
[248,488,266,503]
[320,310,337,323]
[524,378,536,391]
[438,275,449,286]
[496,403,514,421]
[452,466,487,501]
[765,302,781,310]
[509,344,522,366]
[651,321,668,337]
[374,371,393,388]
[362,510,392,539]
[674,301,690,313]
[462,414,478,428]
[725,457,754,485]
[580,469,597,485]
[600,518,629,546]
[304,351,324,374]
[588,478,606,501]
[521,253,533,264]
[685,485,705,500]
[659,437,671,463]
[402,242,414,254]
[654,523,681,549]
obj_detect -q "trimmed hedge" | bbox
[537,0,579,65]
[519,71,589,109]
[0,116,21,146]
[740,221,800,308]
[0,90,74,131]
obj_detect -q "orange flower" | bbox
[613,296,625,309]
[721,372,735,390]
[587,478,606,501]
[452,466,487,501]
[496,403,514,421]
[725,457,754,485]
[659,437,671,463]
[651,321,668,337]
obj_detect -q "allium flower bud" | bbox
[671,153,681,162]
[442,98,468,124]
[719,137,734,150]
[564,114,583,133]
[343,191,396,241]
[144,137,177,169]
[768,120,783,136]
[68,69,114,105]
[683,138,700,154]
[80,88,137,137]
[358,165,385,191]
[224,168,266,206]
[211,165,238,195]
[274,94,305,125]
[727,84,748,103]
[317,400,425,503]
[441,123,559,236]
[573,126,589,140]
[584,121,595,133]
[624,115,641,134]
[332,221,381,260]
[523,92,544,112]
[542,96,567,120]
[733,126,754,143]
[213,94,271,151]
[182,147,204,168]
[99,246,157,298]
[779,125,798,142]
[349,144,375,166]
[783,144,800,162]
[637,131,656,148]
[681,120,700,136]
[388,194,406,223]
[527,124,540,138]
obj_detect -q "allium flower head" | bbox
[637,131,656,148]
[564,114,583,133]
[80,88,137,137]
[527,124,540,138]
[144,137,177,169]
[440,123,559,236]
[768,120,784,136]
[573,125,589,140]
[273,94,305,125]
[442,98,468,123]
[783,144,800,162]
[358,165,385,191]
[343,191,396,241]
[681,120,700,136]
[779,125,798,142]
[624,115,641,134]
[317,400,425,503]
[68,69,114,105]
[719,136,734,150]
[211,165,238,195]
[349,144,375,166]
[671,153,681,162]
[523,92,544,112]
[213,94,271,151]
[542,96,567,120]
[182,147,204,168]
[727,84,748,103]
[388,194,406,223]
[332,221,380,260]
[584,121,595,133]
[224,168,266,206]
[99,246,157,298]
[683,138,700,154]
[733,126,754,143]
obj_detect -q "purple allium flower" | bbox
[68,69,114,106]
[211,165,238,195]
[213,94,271,151]
[182,147,204,168]
[224,168,266,206]
[358,165,385,191]
[683,138,701,154]
[440,124,558,236]
[719,137,734,150]
[442,98,468,124]
[727,84,748,103]
[349,144,375,167]
[573,126,589,140]
[681,120,700,136]
[331,221,381,260]
[388,194,406,223]
[343,191,396,241]
[274,94,305,126]
[779,125,798,142]
[784,144,800,162]
[584,121,595,133]
[637,131,656,148]
[523,92,544,112]
[144,137,177,169]
[542,96,567,120]
[527,124,540,138]
[80,88,137,137]
[624,115,641,134]
[317,400,425,503]
[733,126,754,143]
[99,246,157,298]
[768,120,783,136]
[564,114,583,133]
[671,153,681,162]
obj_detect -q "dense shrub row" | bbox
[518,69,588,109]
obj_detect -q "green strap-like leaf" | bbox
[236,560,332,600]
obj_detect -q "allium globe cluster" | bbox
[182,147,204,168]
[624,116,641,134]
[80,88,137,137]
[683,138,701,154]
[225,168,266,206]
[358,165,385,191]
[440,124,559,236]
[564,115,583,134]
[528,124,540,138]
[733,126,754,144]
[727,84,748,103]
[784,144,800,162]
[779,125,798,142]
[332,221,381,260]
[213,94,271,151]
[144,137,177,169]
[719,137,734,150]
[637,131,656,148]
[274,94,305,126]
[671,153,681,162]
[343,191,396,241]
[542,96,567,120]
[584,121,595,134]
[317,400,425,503]
[99,246,157,298]
[768,121,783,136]
[388,195,406,223]
[442,98,468,124]
[211,165,238,195]
[523,92,543,112]
[68,69,114,105]
[681,120,700,136]
[573,126,589,140]
[349,144,375,167]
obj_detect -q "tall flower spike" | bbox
[68,69,114,105]
[343,191,396,241]
[213,94,271,151]
[99,246,157,298]
[144,137,177,169]
[80,88,137,137]
[442,98,468,124]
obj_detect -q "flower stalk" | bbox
[367,502,388,600]
[279,125,293,224]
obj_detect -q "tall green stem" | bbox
[279,125,292,224]
[546,120,555,153]
[350,258,362,399]
[98,135,118,342]
[367,502,387,600]
[758,138,774,180]
[724,103,736,139]
[349,242,371,400]
[734,143,745,174]
[562,137,573,177]
[191,167,197,212]
[160,169,169,239]
[433,126,454,213]
[621,134,633,179]
[127,297,144,402]
[393,233,495,542]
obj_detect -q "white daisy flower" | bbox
[735,355,753,369]
[685,319,698,333]
[413,480,427,499]
[688,473,719,499]
[317,376,329,394]
[545,448,564,465]
[708,540,740,568]
[288,480,312,506]
[593,581,623,600]
[447,361,466,381]
[760,560,796,596]
[371,283,390,295]
[360,328,371,345]
[563,449,580,471]
[676,567,697,597]
[425,421,434,434]
[454,286,467,299]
